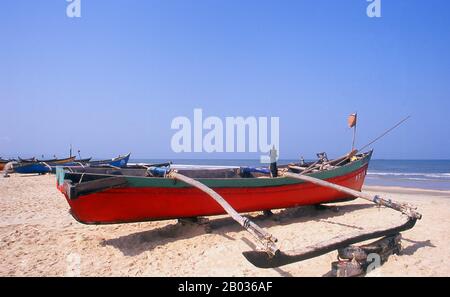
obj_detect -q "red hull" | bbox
[61,165,368,224]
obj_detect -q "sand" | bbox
[0,173,449,277]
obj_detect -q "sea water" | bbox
[131,159,450,191]
[365,160,450,190]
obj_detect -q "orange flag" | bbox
[347,113,357,128]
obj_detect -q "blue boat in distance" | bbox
[88,153,131,168]
[12,153,131,174]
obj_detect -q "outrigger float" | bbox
[55,149,421,272]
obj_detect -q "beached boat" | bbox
[16,157,35,162]
[56,151,372,224]
[12,154,130,174]
[56,149,423,271]
[87,153,131,168]
[18,156,76,164]
[12,161,66,174]
[54,117,421,271]
[12,156,77,174]
[75,157,92,163]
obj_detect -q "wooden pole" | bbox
[351,116,357,151]
[336,115,411,167]
[169,172,279,256]
[288,151,358,174]
[283,172,421,219]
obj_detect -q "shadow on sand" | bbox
[102,203,374,258]
[401,238,435,255]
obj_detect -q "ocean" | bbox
[366,160,450,190]
[130,159,450,191]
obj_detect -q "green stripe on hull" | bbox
[124,152,372,189]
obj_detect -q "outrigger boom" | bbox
[282,172,421,220]
[165,167,421,269]
[169,171,280,256]
[243,171,421,268]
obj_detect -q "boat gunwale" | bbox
[58,151,372,189]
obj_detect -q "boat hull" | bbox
[13,154,129,174]
[14,163,52,174]
[88,153,130,167]
[58,153,371,224]
[13,156,77,174]
[19,156,76,164]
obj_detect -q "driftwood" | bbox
[331,260,364,277]
[331,234,402,277]
[338,233,402,261]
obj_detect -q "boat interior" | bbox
[61,151,370,184]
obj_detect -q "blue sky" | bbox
[1,0,449,159]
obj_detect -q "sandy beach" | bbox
[1,173,449,277]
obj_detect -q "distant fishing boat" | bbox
[75,158,92,163]
[12,162,53,174]
[12,154,130,174]
[18,156,76,164]
[87,153,131,168]
[16,157,35,162]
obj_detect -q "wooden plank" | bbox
[68,176,128,199]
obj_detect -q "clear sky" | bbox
[1,0,449,160]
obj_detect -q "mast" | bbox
[348,113,357,151]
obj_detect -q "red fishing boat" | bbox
[56,151,372,224]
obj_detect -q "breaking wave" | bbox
[367,171,450,180]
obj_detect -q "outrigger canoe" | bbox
[54,117,422,270]
[55,150,423,269]
[56,151,372,224]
